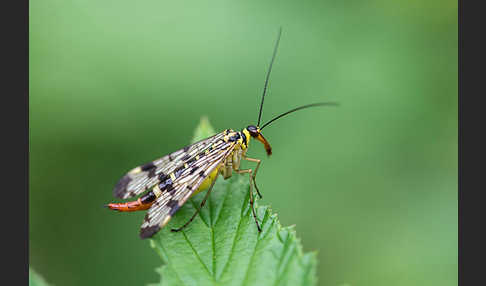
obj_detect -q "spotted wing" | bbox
[139,140,237,239]
[113,132,226,199]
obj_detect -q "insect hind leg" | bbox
[243,157,263,199]
[171,173,219,232]
[236,168,262,232]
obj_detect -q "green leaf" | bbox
[190,116,216,143]
[29,268,51,286]
[149,118,317,286]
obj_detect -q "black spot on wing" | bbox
[147,168,156,178]
[113,175,132,198]
[166,184,176,194]
[143,215,150,223]
[189,166,198,175]
[167,199,180,216]
[183,146,190,152]
[174,166,185,178]
[159,172,168,181]
[140,191,156,204]
[138,162,157,178]
[167,199,178,209]
[159,178,173,190]
[141,162,156,171]
[140,225,160,239]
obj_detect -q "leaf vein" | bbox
[154,240,187,286]
[240,209,263,286]
[181,231,215,278]
[217,198,245,280]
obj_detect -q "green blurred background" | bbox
[30,0,457,285]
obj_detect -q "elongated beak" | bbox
[256,133,272,156]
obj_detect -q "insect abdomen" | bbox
[106,191,156,212]
[191,167,219,197]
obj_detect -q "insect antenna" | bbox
[257,27,282,127]
[260,102,339,130]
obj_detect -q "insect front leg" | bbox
[171,173,219,233]
[236,168,262,232]
[243,156,263,199]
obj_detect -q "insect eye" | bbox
[247,125,259,136]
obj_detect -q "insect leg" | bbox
[243,157,263,199]
[171,173,219,232]
[236,168,262,232]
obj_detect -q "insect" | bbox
[106,28,338,239]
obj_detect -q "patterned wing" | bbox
[139,140,237,239]
[113,131,226,199]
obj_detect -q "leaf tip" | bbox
[191,116,216,143]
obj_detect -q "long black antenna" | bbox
[257,27,282,127]
[260,102,339,130]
